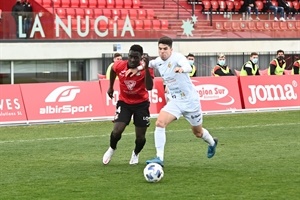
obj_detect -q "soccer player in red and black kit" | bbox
[102,45,154,165]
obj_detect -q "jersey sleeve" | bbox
[177,53,192,73]
[112,60,123,73]
[149,59,157,69]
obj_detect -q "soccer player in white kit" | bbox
[145,36,218,167]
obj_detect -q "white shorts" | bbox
[161,99,203,126]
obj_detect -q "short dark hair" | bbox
[158,36,173,48]
[113,53,122,58]
[277,49,284,55]
[250,52,258,57]
[187,53,194,57]
[129,44,143,55]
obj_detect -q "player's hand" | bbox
[125,68,139,77]
[174,67,184,73]
[107,88,114,99]
[142,55,149,69]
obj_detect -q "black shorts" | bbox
[114,100,150,127]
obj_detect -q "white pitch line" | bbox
[0,122,299,145]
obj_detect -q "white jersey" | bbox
[149,52,199,102]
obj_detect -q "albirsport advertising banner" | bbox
[239,75,300,109]
[191,77,242,111]
[20,82,106,121]
[99,78,166,116]
[0,84,27,122]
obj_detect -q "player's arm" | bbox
[143,57,153,90]
[175,55,192,73]
[107,63,117,99]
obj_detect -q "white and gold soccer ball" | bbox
[143,163,164,183]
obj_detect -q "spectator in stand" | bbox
[106,53,122,79]
[241,0,260,20]
[264,0,286,21]
[22,0,33,38]
[277,0,297,20]
[11,0,25,38]
[268,50,286,75]
[240,52,260,76]
[292,59,299,75]
[211,54,234,76]
[186,53,197,77]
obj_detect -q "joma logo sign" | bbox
[248,81,298,104]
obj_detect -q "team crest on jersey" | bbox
[124,80,136,90]
[168,62,171,68]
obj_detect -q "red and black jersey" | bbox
[113,60,154,104]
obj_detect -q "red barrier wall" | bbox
[0,76,299,124]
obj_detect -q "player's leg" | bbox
[184,111,218,158]
[103,101,132,165]
[129,101,150,165]
[146,101,181,166]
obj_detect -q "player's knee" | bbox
[155,120,167,128]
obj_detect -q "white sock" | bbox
[201,128,215,146]
[154,127,166,161]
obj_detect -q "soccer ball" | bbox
[143,163,164,183]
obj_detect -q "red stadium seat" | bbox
[280,22,288,30]
[117,20,125,29]
[239,21,248,31]
[218,1,226,12]
[296,21,300,30]
[128,9,138,19]
[106,0,115,8]
[80,0,89,7]
[226,1,234,12]
[234,1,242,12]
[215,21,224,30]
[143,20,152,29]
[70,0,80,7]
[160,19,168,29]
[115,0,124,8]
[137,9,146,19]
[255,1,264,11]
[56,8,66,18]
[85,9,94,18]
[223,21,232,30]
[152,19,161,29]
[202,1,211,12]
[292,1,299,10]
[61,0,70,7]
[89,0,97,7]
[124,0,132,8]
[210,1,219,12]
[65,8,76,18]
[91,19,108,30]
[259,69,268,75]
[43,0,52,7]
[146,9,154,19]
[112,9,121,19]
[94,8,103,17]
[132,0,140,8]
[119,9,129,19]
[256,21,264,30]
[52,0,61,7]
[97,0,106,7]
[287,21,296,30]
[102,9,112,18]
[134,20,143,30]
[248,21,256,30]
[272,22,280,30]
[76,8,85,17]
[271,0,278,6]
[264,21,272,30]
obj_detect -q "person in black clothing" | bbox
[277,0,296,20]
[264,0,285,21]
[22,0,33,37]
[212,54,234,76]
[11,0,25,38]
[241,0,260,20]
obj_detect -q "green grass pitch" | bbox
[0,110,299,200]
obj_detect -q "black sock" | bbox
[134,138,146,155]
[110,131,121,150]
